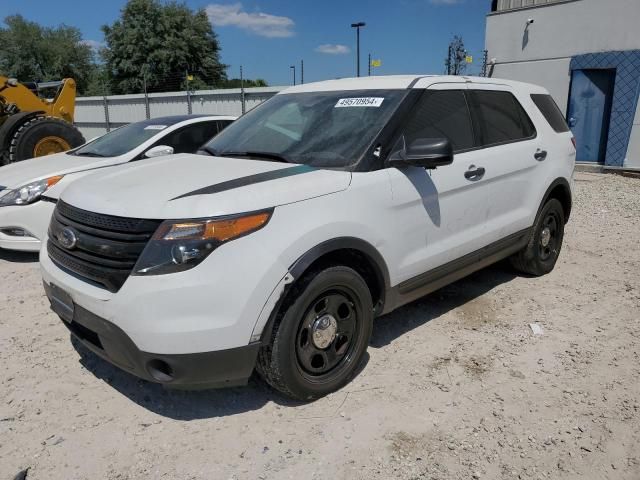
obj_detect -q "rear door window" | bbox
[531,94,570,133]
[471,90,536,146]
[400,90,475,153]
[158,121,220,154]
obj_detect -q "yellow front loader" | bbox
[0,76,85,165]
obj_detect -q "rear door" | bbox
[387,83,491,285]
[466,85,543,241]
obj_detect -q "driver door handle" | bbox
[464,165,485,181]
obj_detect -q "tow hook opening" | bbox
[146,359,174,382]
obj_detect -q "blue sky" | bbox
[3,0,492,85]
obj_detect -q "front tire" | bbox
[257,266,373,401]
[510,198,565,276]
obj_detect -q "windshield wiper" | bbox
[199,146,218,156]
[75,151,107,158]
[220,151,290,163]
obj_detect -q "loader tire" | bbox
[8,116,85,163]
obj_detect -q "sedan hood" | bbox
[0,152,126,190]
[60,154,352,218]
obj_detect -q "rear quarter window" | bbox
[531,94,570,133]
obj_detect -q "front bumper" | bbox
[44,282,260,388]
[0,200,55,252]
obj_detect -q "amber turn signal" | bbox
[153,211,271,242]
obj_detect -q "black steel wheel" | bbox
[510,198,565,276]
[295,290,359,379]
[257,266,373,401]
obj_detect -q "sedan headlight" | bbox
[0,176,63,206]
[133,210,272,276]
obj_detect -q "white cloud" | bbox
[206,3,295,38]
[315,44,350,55]
[80,39,104,50]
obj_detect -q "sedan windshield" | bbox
[71,121,170,157]
[204,89,406,168]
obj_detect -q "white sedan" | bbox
[0,114,235,252]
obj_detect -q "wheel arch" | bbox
[539,177,572,223]
[258,237,391,344]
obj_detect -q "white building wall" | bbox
[486,0,640,168]
[626,104,640,168]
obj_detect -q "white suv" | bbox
[40,76,575,400]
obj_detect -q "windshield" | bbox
[72,121,170,157]
[204,89,406,168]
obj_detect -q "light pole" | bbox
[290,65,296,85]
[351,22,366,77]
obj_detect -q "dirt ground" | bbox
[1,171,639,480]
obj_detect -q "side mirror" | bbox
[144,145,174,159]
[388,137,454,169]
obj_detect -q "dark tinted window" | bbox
[531,94,570,133]
[160,121,220,153]
[401,90,474,152]
[217,120,233,132]
[473,90,535,145]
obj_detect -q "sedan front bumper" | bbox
[0,200,55,252]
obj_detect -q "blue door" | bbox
[567,69,615,163]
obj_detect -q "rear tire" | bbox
[510,198,565,276]
[257,266,373,401]
[8,116,85,163]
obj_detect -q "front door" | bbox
[387,84,489,289]
[567,69,615,163]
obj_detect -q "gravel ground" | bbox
[1,171,639,480]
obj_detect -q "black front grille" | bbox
[48,201,162,292]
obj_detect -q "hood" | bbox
[60,154,352,219]
[0,152,127,190]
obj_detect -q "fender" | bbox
[288,236,390,292]
[0,111,44,150]
[537,177,572,223]
[258,237,391,344]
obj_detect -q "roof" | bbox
[279,75,548,94]
[137,115,237,126]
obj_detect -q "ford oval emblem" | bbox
[58,227,78,250]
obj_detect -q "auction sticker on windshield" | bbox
[144,125,167,130]
[335,97,384,108]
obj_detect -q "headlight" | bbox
[133,210,272,276]
[0,176,63,206]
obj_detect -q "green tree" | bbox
[102,0,227,94]
[220,78,268,88]
[445,35,467,76]
[0,15,94,93]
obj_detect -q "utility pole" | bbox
[240,65,245,115]
[481,50,488,77]
[185,69,192,115]
[351,22,366,77]
[290,65,296,85]
[300,59,304,84]
[102,80,111,132]
[368,53,371,76]
[143,65,150,119]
